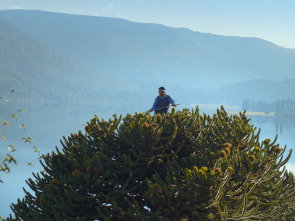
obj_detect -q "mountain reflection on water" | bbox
[0,102,294,217]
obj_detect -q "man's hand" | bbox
[172,103,176,107]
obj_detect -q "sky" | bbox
[0,0,295,49]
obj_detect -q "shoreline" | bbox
[227,111,276,117]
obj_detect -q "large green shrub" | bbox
[7,107,295,220]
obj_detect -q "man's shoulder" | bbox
[165,94,171,99]
[157,95,169,99]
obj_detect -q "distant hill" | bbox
[0,17,137,107]
[1,10,295,107]
[241,99,295,114]
[165,79,295,106]
[216,79,295,104]
[1,9,295,90]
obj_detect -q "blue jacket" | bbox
[151,95,176,114]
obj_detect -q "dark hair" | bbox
[159,86,166,90]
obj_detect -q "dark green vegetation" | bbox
[7,107,295,220]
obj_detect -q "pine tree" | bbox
[6,106,295,220]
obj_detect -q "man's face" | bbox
[159,90,165,97]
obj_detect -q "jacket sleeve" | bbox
[150,97,158,111]
[168,96,176,104]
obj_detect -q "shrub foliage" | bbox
[7,107,295,220]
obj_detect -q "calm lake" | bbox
[0,102,294,217]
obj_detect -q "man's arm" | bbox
[150,97,158,112]
[169,96,176,106]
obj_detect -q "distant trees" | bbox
[242,99,295,116]
[275,100,295,115]
[7,107,295,220]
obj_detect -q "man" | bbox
[149,87,176,116]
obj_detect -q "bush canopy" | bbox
[7,106,295,220]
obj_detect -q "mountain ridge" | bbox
[0,17,137,106]
[1,10,295,107]
[1,9,295,90]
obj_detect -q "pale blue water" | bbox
[0,102,294,218]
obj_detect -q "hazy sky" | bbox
[1,0,295,49]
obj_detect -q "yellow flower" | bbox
[224,147,230,155]
[200,167,208,172]
[85,125,91,132]
[219,150,226,158]
[249,155,256,161]
[264,138,271,144]
[156,114,162,120]
[198,170,206,176]
[254,147,261,153]
[222,143,232,148]
[210,171,215,176]
[274,147,282,154]
[214,168,222,176]
[185,169,192,178]
[193,166,198,172]
[157,159,163,164]
[142,122,150,129]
